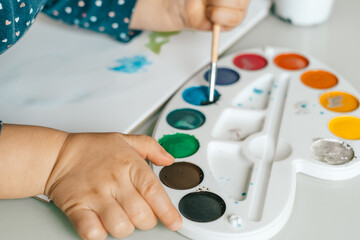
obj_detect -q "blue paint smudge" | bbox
[320,111,324,114]
[242,192,247,196]
[253,88,263,94]
[301,104,307,108]
[110,55,151,73]
[237,103,243,107]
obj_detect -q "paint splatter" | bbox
[196,186,210,192]
[253,88,263,94]
[294,101,310,114]
[228,128,249,141]
[145,31,180,54]
[109,55,151,73]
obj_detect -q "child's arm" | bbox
[0,124,68,198]
[0,124,182,239]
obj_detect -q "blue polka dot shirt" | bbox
[0,0,141,54]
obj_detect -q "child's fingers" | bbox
[207,0,250,10]
[121,134,175,166]
[206,6,247,28]
[130,163,182,231]
[66,208,108,240]
[117,183,158,230]
[95,198,135,238]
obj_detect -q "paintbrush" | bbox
[205,24,221,105]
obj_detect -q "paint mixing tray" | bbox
[152,46,360,240]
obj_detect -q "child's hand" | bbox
[130,0,250,32]
[181,0,251,31]
[45,133,182,240]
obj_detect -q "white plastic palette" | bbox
[152,46,360,240]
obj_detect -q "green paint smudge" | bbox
[158,133,199,158]
[145,31,180,54]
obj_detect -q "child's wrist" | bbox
[25,126,69,197]
[44,132,72,197]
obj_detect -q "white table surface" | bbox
[1,0,360,239]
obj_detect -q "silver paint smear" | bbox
[310,138,354,165]
[327,95,343,108]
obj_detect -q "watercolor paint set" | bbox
[152,46,360,240]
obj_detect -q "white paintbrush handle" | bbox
[209,24,221,102]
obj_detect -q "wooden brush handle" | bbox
[211,24,221,63]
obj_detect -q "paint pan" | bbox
[152,46,360,240]
[182,86,221,106]
[158,133,200,158]
[159,162,204,190]
[166,108,206,130]
[204,68,240,85]
[179,192,226,222]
